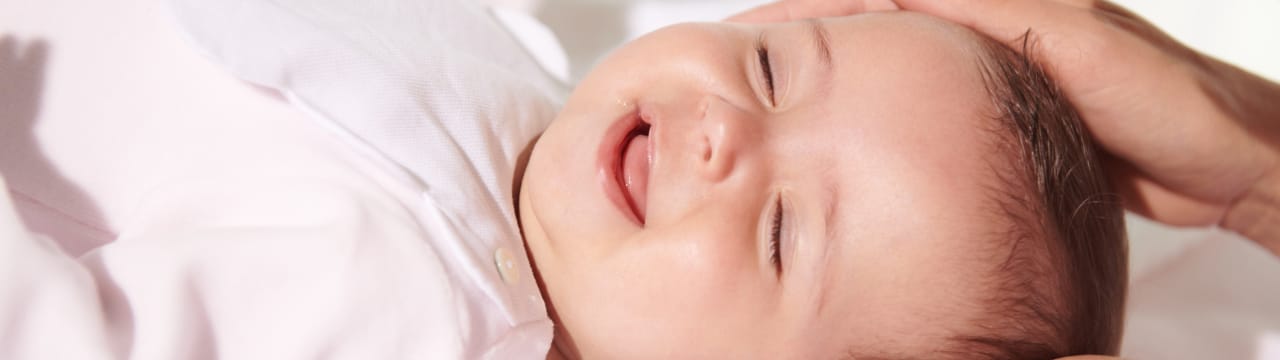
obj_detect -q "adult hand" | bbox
[730,0,1280,252]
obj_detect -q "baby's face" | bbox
[520,12,1008,358]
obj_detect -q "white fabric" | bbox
[2,170,465,359]
[0,0,565,358]
[169,0,566,356]
[0,176,114,360]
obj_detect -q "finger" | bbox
[1106,159,1225,227]
[891,0,1102,56]
[891,0,1075,38]
[727,0,898,23]
[726,1,799,23]
[1221,169,1280,257]
[1051,0,1101,8]
[1122,177,1225,227]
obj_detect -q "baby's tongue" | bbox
[622,134,650,222]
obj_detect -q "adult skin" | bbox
[730,0,1280,255]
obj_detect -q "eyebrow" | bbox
[805,19,833,68]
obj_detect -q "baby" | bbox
[518,12,1126,359]
[0,1,1126,359]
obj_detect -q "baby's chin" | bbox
[511,128,547,230]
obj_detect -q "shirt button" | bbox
[494,247,520,285]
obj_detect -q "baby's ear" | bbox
[725,0,899,23]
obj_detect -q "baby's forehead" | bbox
[799,16,1103,357]
[777,28,1035,344]
[821,12,991,61]
[803,188,1050,359]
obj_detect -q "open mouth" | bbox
[617,121,651,224]
[599,110,653,225]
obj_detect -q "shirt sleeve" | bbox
[0,175,466,360]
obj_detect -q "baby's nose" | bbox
[696,96,761,182]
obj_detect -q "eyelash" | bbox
[755,41,776,106]
[768,194,784,275]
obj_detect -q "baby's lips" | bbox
[622,133,651,223]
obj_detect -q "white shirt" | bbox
[0,0,565,358]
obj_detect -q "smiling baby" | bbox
[519,12,1126,359]
[0,2,1127,359]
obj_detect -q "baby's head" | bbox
[517,12,1126,359]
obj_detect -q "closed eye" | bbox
[768,193,784,276]
[755,36,776,106]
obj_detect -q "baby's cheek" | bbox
[635,230,770,310]
[564,230,777,358]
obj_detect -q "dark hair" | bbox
[946,32,1129,358]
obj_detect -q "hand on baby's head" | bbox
[517,12,1125,359]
